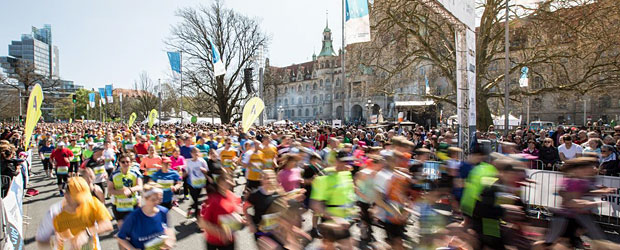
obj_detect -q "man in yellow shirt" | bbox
[217,138,238,171]
[242,140,264,193]
[260,136,278,169]
[163,134,177,157]
[36,177,113,250]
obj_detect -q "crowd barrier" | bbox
[522,169,620,228]
[0,150,31,250]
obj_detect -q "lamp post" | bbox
[364,99,372,124]
[278,106,284,121]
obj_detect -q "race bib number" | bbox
[263,161,273,169]
[93,166,106,176]
[43,153,52,158]
[190,176,206,188]
[219,213,243,232]
[147,168,159,176]
[250,163,263,172]
[143,235,166,250]
[125,144,134,150]
[157,179,174,190]
[259,212,280,231]
[115,197,135,212]
[57,166,69,175]
[223,159,233,167]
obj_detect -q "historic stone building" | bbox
[264,21,442,125]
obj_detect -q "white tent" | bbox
[493,114,521,127]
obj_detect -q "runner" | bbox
[50,142,74,196]
[217,138,238,173]
[241,140,263,194]
[35,177,113,250]
[108,153,144,231]
[139,145,162,183]
[185,147,209,218]
[150,157,182,209]
[68,137,82,177]
[198,170,242,250]
[117,184,176,250]
[39,139,55,177]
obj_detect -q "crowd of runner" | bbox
[1,121,619,249]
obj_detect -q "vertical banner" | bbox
[209,40,226,76]
[105,84,113,103]
[167,52,181,73]
[120,92,123,103]
[128,112,137,127]
[148,109,158,128]
[23,84,43,148]
[345,0,371,44]
[425,75,431,95]
[98,88,106,105]
[398,112,404,123]
[88,92,96,108]
[241,97,265,133]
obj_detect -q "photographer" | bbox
[1,142,22,197]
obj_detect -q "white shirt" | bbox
[103,148,116,170]
[186,158,208,183]
[558,143,583,160]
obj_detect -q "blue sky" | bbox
[0,0,343,89]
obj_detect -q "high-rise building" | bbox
[3,24,59,78]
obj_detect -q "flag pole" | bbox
[341,0,347,123]
[179,51,183,123]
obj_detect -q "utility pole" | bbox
[179,51,183,122]
[158,79,162,126]
[504,0,511,135]
[341,0,347,123]
[259,67,264,126]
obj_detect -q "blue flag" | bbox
[210,40,226,76]
[345,0,371,44]
[167,52,181,73]
[98,88,106,105]
[88,93,96,108]
[105,84,113,104]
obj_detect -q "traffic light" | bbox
[72,94,77,103]
[244,68,254,94]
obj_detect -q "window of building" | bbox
[313,108,317,115]
[298,109,302,117]
[305,96,309,103]
[305,109,310,116]
[320,94,323,101]
[298,97,302,105]
[313,83,317,90]
[313,96,317,103]
[306,84,310,91]
[319,81,322,87]
[297,85,302,92]
[320,107,323,113]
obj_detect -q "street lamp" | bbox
[278,106,284,120]
[365,99,372,123]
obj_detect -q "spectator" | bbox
[550,126,565,146]
[599,145,619,176]
[539,138,560,169]
[558,135,582,161]
[0,143,21,197]
[522,139,539,158]
[583,138,603,160]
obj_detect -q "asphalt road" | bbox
[21,151,336,250]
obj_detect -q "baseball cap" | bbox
[92,145,105,153]
[67,177,93,203]
[57,142,66,147]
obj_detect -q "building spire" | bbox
[326,10,329,28]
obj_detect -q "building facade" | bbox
[3,24,59,78]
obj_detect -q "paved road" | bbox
[22,151,264,250]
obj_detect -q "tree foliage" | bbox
[167,0,269,124]
[352,0,620,128]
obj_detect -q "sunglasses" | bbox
[120,160,131,164]
[602,150,609,153]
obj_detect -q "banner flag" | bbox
[210,40,226,76]
[345,0,371,44]
[23,84,43,148]
[148,109,158,128]
[167,52,181,73]
[425,75,431,95]
[98,88,106,105]
[241,97,264,133]
[519,66,529,87]
[128,112,137,127]
[88,93,96,108]
[105,84,113,103]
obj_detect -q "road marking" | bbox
[171,206,197,223]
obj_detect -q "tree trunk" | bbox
[477,94,493,131]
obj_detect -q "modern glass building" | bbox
[4,24,59,78]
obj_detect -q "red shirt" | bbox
[133,142,150,163]
[50,147,73,167]
[200,191,241,245]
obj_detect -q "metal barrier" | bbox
[522,169,620,228]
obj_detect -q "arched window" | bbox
[305,109,310,116]
[313,83,317,90]
[297,85,302,92]
[298,109,302,117]
[319,79,323,87]
[291,109,295,117]
[291,98,294,105]
[298,97,302,105]
[313,108,317,115]
[284,99,288,106]
[334,78,339,87]
[320,94,323,101]
[305,96,309,103]
[313,96,317,103]
[306,84,310,91]
[284,87,288,93]
[319,81,322,87]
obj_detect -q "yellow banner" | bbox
[148,109,158,128]
[128,112,137,127]
[241,97,264,133]
[69,118,72,124]
[23,84,44,148]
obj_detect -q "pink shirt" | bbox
[170,155,186,171]
[277,167,302,192]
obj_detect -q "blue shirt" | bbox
[179,145,194,159]
[150,170,181,202]
[117,206,169,250]
[40,145,55,154]
[206,141,218,151]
